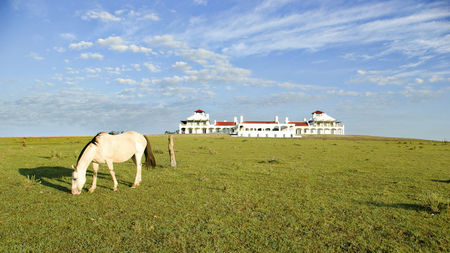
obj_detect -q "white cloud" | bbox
[149,35,278,87]
[59,33,76,40]
[117,88,136,99]
[116,78,137,85]
[160,76,184,85]
[193,0,207,6]
[97,36,152,54]
[34,79,53,87]
[172,61,191,71]
[133,64,141,71]
[97,36,124,46]
[278,82,326,91]
[80,52,104,60]
[161,86,214,99]
[429,75,449,83]
[129,44,153,54]
[115,9,127,15]
[97,36,127,51]
[85,68,102,74]
[357,70,366,75]
[327,89,360,97]
[105,67,121,75]
[147,35,186,49]
[53,47,66,53]
[235,91,321,107]
[111,44,129,52]
[69,41,93,50]
[143,62,160,73]
[140,13,160,21]
[28,52,44,61]
[82,10,121,22]
[352,67,450,87]
[184,1,450,57]
[66,67,79,74]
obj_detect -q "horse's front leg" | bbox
[89,162,99,193]
[106,160,118,191]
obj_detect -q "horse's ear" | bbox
[72,165,75,170]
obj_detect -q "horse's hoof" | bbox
[113,187,118,192]
[88,188,95,193]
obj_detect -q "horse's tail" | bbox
[143,135,156,169]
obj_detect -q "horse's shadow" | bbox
[19,166,134,193]
[19,166,73,193]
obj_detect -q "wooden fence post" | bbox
[168,135,177,167]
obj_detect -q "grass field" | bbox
[0,135,449,251]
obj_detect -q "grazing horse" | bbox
[71,131,156,195]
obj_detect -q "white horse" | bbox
[71,131,156,195]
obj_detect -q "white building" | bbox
[178,110,237,134]
[178,109,344,137]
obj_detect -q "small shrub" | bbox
[22,139,27,147]
[198,146,217,154]
[233,162,243,169]
[153,149,164,154]
[25,175,41,185]
[268,157,280,164]
[422,192,448,214]
[49,150,62,159]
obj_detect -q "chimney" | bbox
[234,116,237,123]
[240,115,243,123]
[275,115,279,123]
[285,117,289,124]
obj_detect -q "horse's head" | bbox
[71,165,86,195]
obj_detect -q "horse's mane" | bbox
[76,132,105,164]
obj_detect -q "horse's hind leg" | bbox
[132,153,143,188]
[106,160,118,191]
[89,162,99,193]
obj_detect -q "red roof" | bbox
[242,121,277,124]
[292,122,308,126]
[215,122,236,126]
[313,110,324,114]
[194,109,205,113]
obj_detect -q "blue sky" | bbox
[1,0,449,140]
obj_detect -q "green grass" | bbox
[0,135,449,251]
